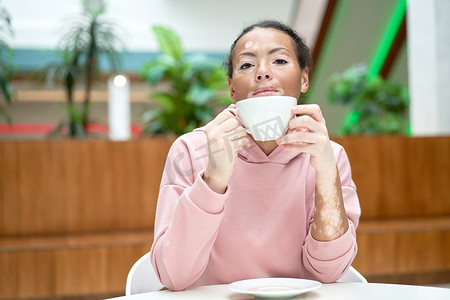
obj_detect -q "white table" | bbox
[108,282,450,300]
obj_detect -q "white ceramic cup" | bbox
[229,96,297,141]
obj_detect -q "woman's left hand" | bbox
[276,104,336,172]
[277,104,349,241]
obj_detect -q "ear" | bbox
[228,78,236,101]
[300,68,309,93]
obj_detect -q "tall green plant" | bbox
[38,48,86,136]
[140,26,231,136]
[39,0,122,137]
[0,0,14,123]
[327,64,409,135]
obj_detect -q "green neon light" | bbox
[368,0,407,78]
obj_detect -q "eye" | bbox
[239,63,253,70]
[274,58,288,65]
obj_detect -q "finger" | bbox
[233,136,252,152]
[225,104,237,115]
[222,127,248,143]
[230,126,248,139]
[276,131,315,145]
[291,104,325,123]
[221,135,251,155]
[289,115,321,132]
[235,136,251,148]
[280,142,314,154]
[209,109,236,127]
[219,117,240,133]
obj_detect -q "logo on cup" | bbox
[251,116,284,141]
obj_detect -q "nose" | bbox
[257,74,271,81]
[256,62,272,81]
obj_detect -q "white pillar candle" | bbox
[108,74,131,140]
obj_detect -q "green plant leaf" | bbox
[151,92,176,112]
[205,66,228,89]
[140,26,230,136]
[153,26,183,60]
[142,120,164,135]
[0,76,13,103]
[217,94,233,105]
[187,85,214,105]
[0,106,12,123]
[38,2,122,133]
[327,63,409,135]
[194,107,213,123]
[141,109,159,123]
[141,62,168,85]
[187,54,220,72]
[0,2,14,123]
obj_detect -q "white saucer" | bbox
[229,278,322,299]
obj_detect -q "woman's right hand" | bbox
[202,105,250,194]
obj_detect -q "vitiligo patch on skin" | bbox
[244,41,254,49]
[317,198,344,239]
[312,172,347,240]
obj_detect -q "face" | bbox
[228,27,309,101]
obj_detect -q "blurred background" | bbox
[0,0,449,299]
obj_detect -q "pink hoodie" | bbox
[150,127,360,291]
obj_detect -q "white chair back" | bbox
[126,254,366,295]
[336,266,368,283]
[125,252,165,295]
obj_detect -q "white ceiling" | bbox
[4,0,298,52]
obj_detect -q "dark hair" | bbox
[225,20,313,78]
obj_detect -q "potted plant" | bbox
[327,63,409,135]
[140,26,231,136]
[38,0,122,137]
[0,0,14,123]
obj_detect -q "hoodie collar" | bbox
[237,134,302,164]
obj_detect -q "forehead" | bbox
[234,27,296,55]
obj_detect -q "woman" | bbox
[150,20,361,291]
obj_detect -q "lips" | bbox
[253,86,280,97]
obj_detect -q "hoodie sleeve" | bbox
[149,133,229,291]
[302,143,361,283]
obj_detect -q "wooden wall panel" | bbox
[1,136,448,236]
[0,138,175,236]
[17,141,67,235]
[333,136,450,219]
[3,136,448,236]
[0,251,55,299]
[353,218,450,276]
[0,142,20,235]
[0,232,152,299]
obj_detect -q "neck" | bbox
[253,139,279,156]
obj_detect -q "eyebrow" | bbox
[236,47,291,60]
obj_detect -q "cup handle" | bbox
[225,107,251,134]
[227,107,237,115]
